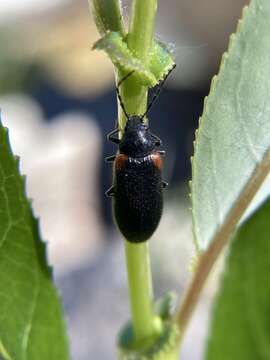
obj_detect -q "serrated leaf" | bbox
[0,121,69,359]
[191,0,270,250]
[93,32,175,87]
[93,31,156,86]
[148,41,175,83]
[206,196,270,359]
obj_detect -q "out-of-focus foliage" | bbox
[0,11,114,98]
[0,31,37,94]
[206,196,270,359]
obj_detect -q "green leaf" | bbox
[149,41,175,85]
[93,31,156,86]
[206,196,270,359]
[0,121,69,359]
[93,32,175,87]
[90,0,125,37]
[191,0,270,251]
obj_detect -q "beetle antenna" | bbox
[142,64,176,119]
[116,71,135,119]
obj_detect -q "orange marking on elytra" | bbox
[115,154,129,170]
[151,153,163,170]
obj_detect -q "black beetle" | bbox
[106,65,175,243]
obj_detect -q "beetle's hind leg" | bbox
[105,155,116,163]
[105,186,115,197]
[158,150,166,156]
[107,128,120,144]
[150,133,162,146]
[162,181,168,188]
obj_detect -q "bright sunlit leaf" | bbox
[191,0,270,250]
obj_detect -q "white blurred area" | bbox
[0,95,104,274]
[0,0,68,22]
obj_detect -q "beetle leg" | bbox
[109,137,120,144]
[107,128,118,137]
[105,155,116,163]
[105,186,115,197]
[107,129,120,144]
[162,181,168,188]
[150,133,162,146]
[158,150,166,156]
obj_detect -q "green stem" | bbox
[125,241,156,343]
[90,0,125,36]
[119,0,158,346]
[128,0,157,60]
[118,0,158,131]
[90,0,179,357]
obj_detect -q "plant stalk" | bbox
[124,241,155,343]
[118,0,158,131]
[119,0,158,345]
[176,147,270,335]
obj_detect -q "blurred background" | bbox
[0,0,248,358]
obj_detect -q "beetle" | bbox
[106,65,175,243]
